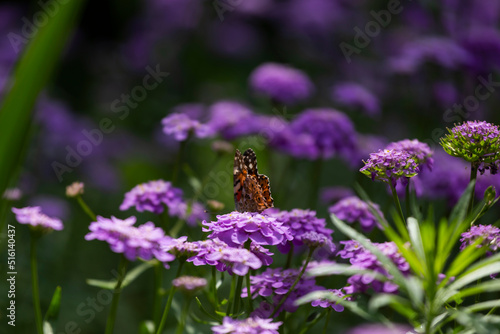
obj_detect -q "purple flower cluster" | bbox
[385,139,434,171]
[161,112,213,141]
[12,206,63,231]
[338,240,410,294]
[85,216,176,267]
[272,109,358,162]
[172,276,207,293]
[310,289,349,312]
[329,196,384,232]
[188,239,266,276]
[206,101,262,140]
[202,211,292,248]
[331,82,380,117]
[120,180,183,214]
[267,209,333,253]
[360,149,420,187]
[242,267,322,316]
[249,62,314,105]
[460,224,500,254]
[212,316,282,334]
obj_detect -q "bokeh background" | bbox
[1,0,500,333]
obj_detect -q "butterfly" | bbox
[233,148,274,213]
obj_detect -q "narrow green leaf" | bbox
[138,320,155,334]
[407,218,426,266]
[86,260,154,289]
[44,286,62,321]
[454,280,500,300]
[449,181,474,224]
[0,0,86,196]
[195,297,222,322]
[443,237,486,281]
[369,293,418,320]
[306,263,388,282]
[435,217,451,275]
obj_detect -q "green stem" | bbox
[105,255,129,334]
[232,275,244,315]
[389,183,405,224]
[30,233,43,334]
[284,243,294,269]
[76,195,97,221]
[245,272,253,314]
[322,309,332,334]
[156,261,184,334]
[211,267,219,309]
[298,312,325,334]
[309,159,323,209]
[172,140,187,184]
[468,163,478,215]
[153,261,163,326]
[226,275,237,316]
[405,181,410,218]
[271,248,314,318]
[175,298,192,334]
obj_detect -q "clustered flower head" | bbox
[119,180,183,215]
[360,149,420,187]
[3,187,22,201]
[66,181,84,197]
[385,139,434,171]
[329,196,384,232]
[172,276,207,294]
[85,216,176,267]
[211,316,282,334]
[242,267,323,316]
[206,101,262,140]
[440,121,500,169]
[331,82,380,117]
[12,206,63,231]
[249,62,314,105]
[268,209,333,253]
[272,109,358,162]
[202,211,292,248]
[161,112,213,141]
[338,240,410,294]
[460,224,500,254]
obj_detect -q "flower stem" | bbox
[322,309,332,334]
[76,195,97,221]
[153,261,164,326]
[105,255,128,334]
[271,248,314,318]
[405,181,410,218]
[175,298,192,334]
[284,243,294,269]
[30,233,43,334]
[156,261,184,334]
[172,140,187,184]
[226,275,237,316]
[232,275,244,315]
[245,272,254,314]
[211,266,219,309]
[389,183,405,224]
[468,163,478,215]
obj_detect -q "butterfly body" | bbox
[233,149,274,213]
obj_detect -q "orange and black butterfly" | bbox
[233,148,274,213]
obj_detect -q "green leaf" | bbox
[454,280,500,300]
[306,263,388,282]
[0,0,86,196]
[407,217,426,266]
[443,237,486,283]
[195,297,223,322]
[86,260,154,289]
[449,181,475,224]
[138,320,155,334]
[369,293,418,320]
[44,286,62,321]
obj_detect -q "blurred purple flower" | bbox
[249,63,314,105]
[360,149,420,187]
[344,323,415,334]
[285,0,344,33]
[433,82,459,107]
[207,21,262,59]
[460,224,500,253]
[120,180,184,215]
[12,206,63,231]
[162,113,213,141]
[460,27,500,73]
[212,317,282,334]
[320,186,355,205]
[203,211,292,248]
[332,83,380,117]
[3,188,22,201]
[329,196,383,233]
[206,101,261,139]
[170,103,206,121]
[272,108,358,162]
[385,139,434,171]
[175,201,209,227]
[172,276,207,293]
[310,289,349,312]
[29,196,70,221]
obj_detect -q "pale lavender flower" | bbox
[460,224,500,253]
[329,196,384,232]
[202,211,292,248]
[3,188,22,201]
[212,317,282,334]
[310,289,349,312]
[66,182,84,197]
[120,180,184,215]
[12,206,63,231]
[360,149,420,187]
[206,101,261,139]
[172,276,207,293]
[162,112,213,141]
[249,62,314,105]
[332,83,380,117]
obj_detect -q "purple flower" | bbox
[266,209,333,253]
[175,201,209,227]
[299,231,335,251]
[85,216,176,267]
[249,62,314,105]
[29,196,70,221]
[120,180,184,215]
[331,83,380,117]
[320,186,355,205]
[385,139,434,171]
[329,196,384,232]
[337,240,365,260]
[345,323,415,334]
[272,109,358,162]
[3,188,22,201]
[360,149,420,187]
[172,276,207,293]
[220,247,263,276]
[211,317,282,334]
[202,211,292,248]
[170,103,206,120]
[12,206,63,231]
[460,224,500,253]
[161,236,197,258]
[338,241,410,295]
[161,113,213,141]
[310,289,349,312]
[206,101,261,139]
